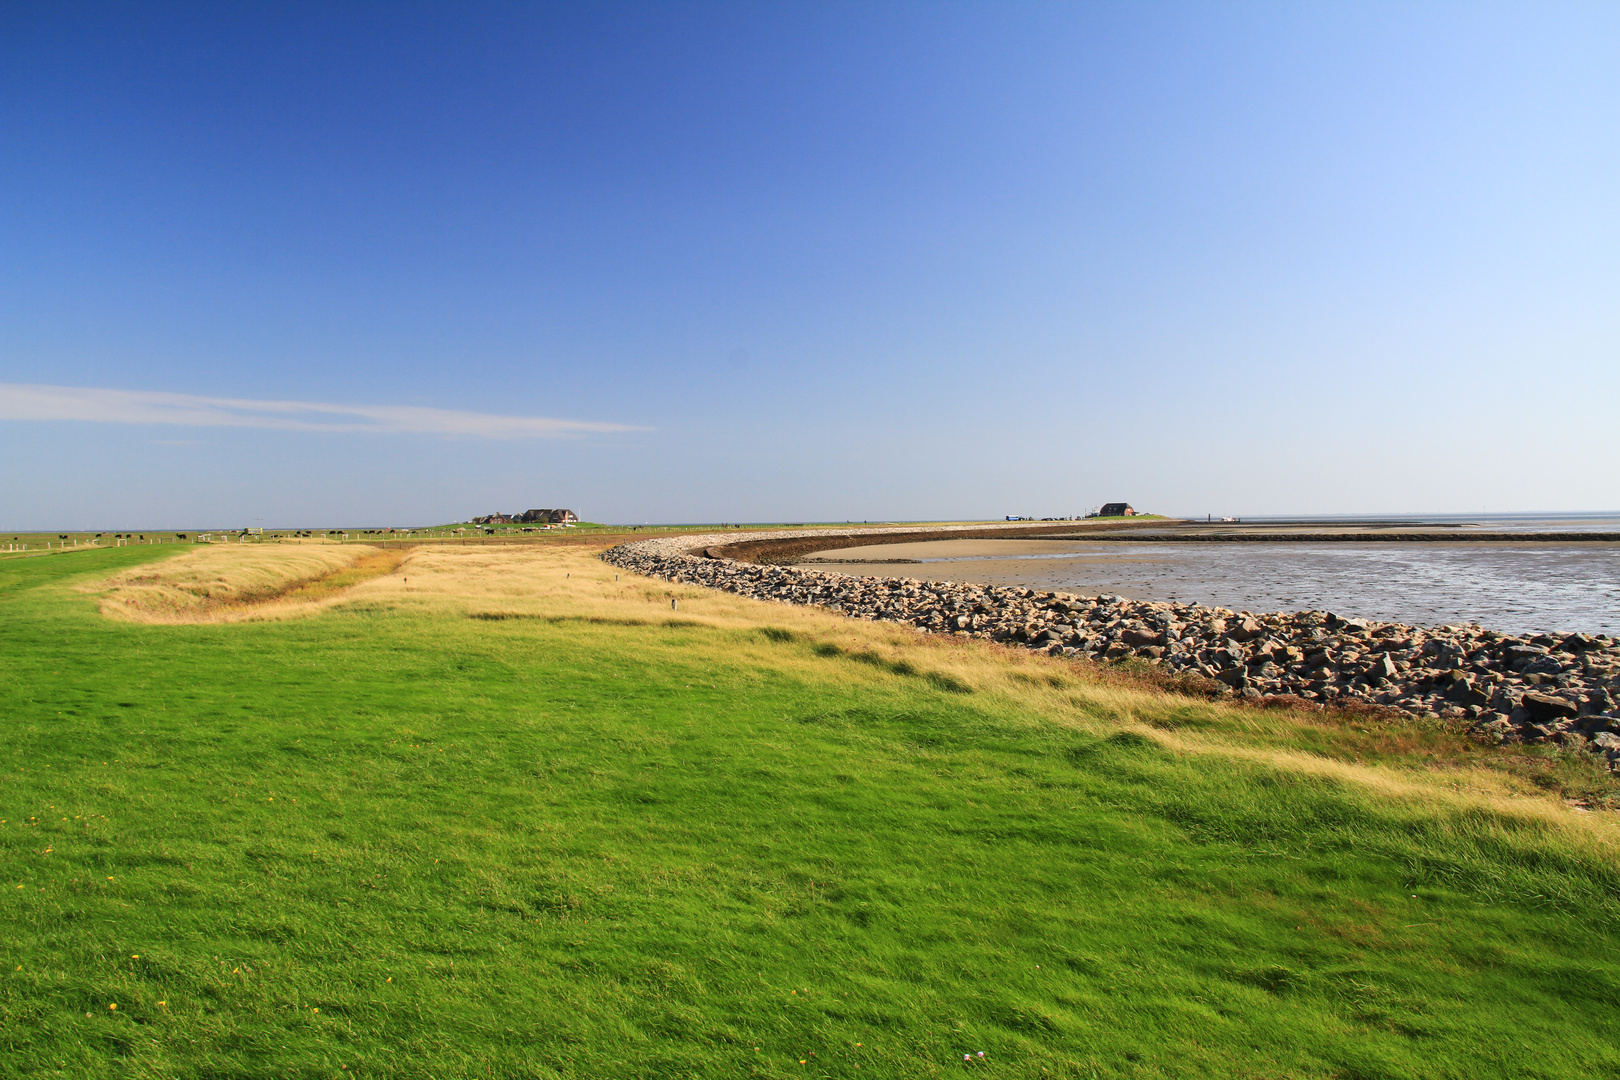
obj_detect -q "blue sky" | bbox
[2,2,1616,528]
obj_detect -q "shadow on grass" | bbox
[806,639,973,694]
[467,613,709,630]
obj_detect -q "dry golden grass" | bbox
[86,543,407,624]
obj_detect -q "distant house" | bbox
[470,508,579,526]
[518,508,578,525]
[1097,503,1135,517]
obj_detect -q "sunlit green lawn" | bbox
[2,544,1618,1079]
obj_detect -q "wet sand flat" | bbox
[804,538,1101,562]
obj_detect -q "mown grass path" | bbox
[1,544,1618,1078]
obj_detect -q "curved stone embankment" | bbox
[601,530,1620,767]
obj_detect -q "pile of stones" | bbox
[601,531,1620,766]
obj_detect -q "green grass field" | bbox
[3,543,1619,1079]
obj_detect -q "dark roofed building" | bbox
[470,509,579,525]
[1098,502,1135,517]
[518,509,578,524]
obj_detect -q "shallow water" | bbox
[1222,512,1620,534]
[809,541,1620,636]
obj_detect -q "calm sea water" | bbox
[1228,512,1620,534]
[831,515,1620,636]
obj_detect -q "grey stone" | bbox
[1446,681,1492,708]
[1591,731,1620,754]
[1227,618,1263,642]
[1489,687,1521,712]
[1522,691,1579,722]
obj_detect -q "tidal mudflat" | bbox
[804,539,1620,637]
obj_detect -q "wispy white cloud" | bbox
[0,383,644,439]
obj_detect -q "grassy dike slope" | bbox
[2,542,1619,1079]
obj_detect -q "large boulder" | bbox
[1227,618,1264,642]
[1522,691,1579,722]
[1446,680,1492,708]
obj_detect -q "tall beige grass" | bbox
[88,544,392,624]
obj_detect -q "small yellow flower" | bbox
[108,1003,117,1010]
